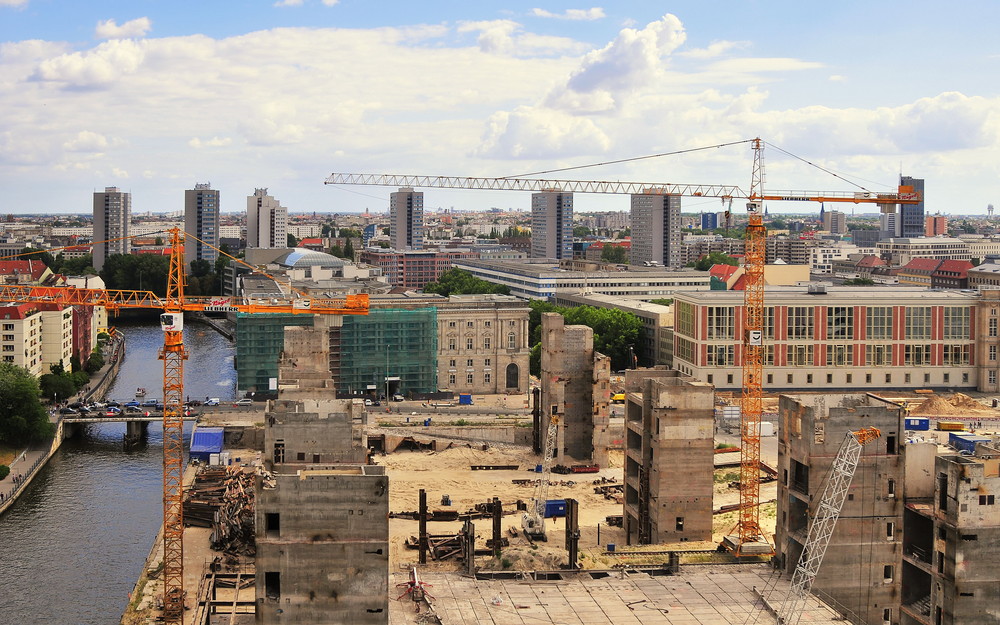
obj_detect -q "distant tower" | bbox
[184,183,220,268]
[389,187,423,250]
[92,187,131,271]
[898,175,925,238]
[247,188,288,249]
[530,191,573,259]
[988,204,995,219]
[630,193,682,267]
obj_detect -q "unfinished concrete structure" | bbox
[901,442,1000,625]
[255,321,387,624]
[775,394,904,625]
[622,368,714,544]
[539,313,611,466]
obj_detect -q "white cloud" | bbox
[828,74,846,82]
[458,20,519,54]
[679,40,748,59]
[476,106,610,159]
[33,39,146,87]
[63,130,113,152]
[457,19,585,56]
[706,57,823,73]
[531,7,605,21]
[0,0,29,7]
[273,0,304,6]
[321,0,339,5]
[112,167,129,178]
[189,136,233,149]
[95,17,152,40]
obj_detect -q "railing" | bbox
[906,543,932,564]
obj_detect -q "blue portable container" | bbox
[950,433,989,454]
[904,417,930,431]
[459,394,473,405]
[544,499,567,518]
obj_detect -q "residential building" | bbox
[92,187,131,271]
[38,304,73,372]
[925,214,948,237]
[930,260,972,290]
[877,238,971,266]
[967,262,1000,289]
[823,210,847,234]
[700,212,718,231]
[898,258,943,287]
[630,193,682,268]
[672,286,993,392]
[530,191,573,259]
[539,313,610,466]
[246,188,288,249]
[851,229,881,247]
[553,292,673,367]
[776,394,904,625]
[389,187,423,250]
[451,258,711,300]
[183,183,220,268]
[0,260,52,285]
[358,248,476,289]
[0,303,43,374]
[623,369,714,544]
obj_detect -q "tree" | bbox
[573,226,592,238]
[154,236,164,246]
[53,253,96,275]
[529,343,542,377]
[17,247,55,269]
[343,238,355,259]
[423,268,511,296]
[526,300,642,370]
[339,228,363,239]
[842,277,875,286]
[86,350,105,374]
[100,253,170,296]
[287,233,299,247]
[0,363,55,445]
[321,223,333,237]
[39,373,75,403]
[329,244,344,258]
[649,298,674,306]
[689,252,739,271]
[189,258,212,278]
[601,244,628,264]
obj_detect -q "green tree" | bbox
[971,258,982,267]
[39,373,75,402]
[689,252,739,271]
[16,247,55,268]
[287,233,299,247]
[321,223,333,237]
[52,253,96,275]
[526,301,641,370]
[573,226,592,238]
[649,298,674,306]
[842,277,875,286]
[100,254,170,296]
[339,228,363,239]
[423,268,511,296]
[343,238,355,259]
[0,363,55,445]
[329,244,344,258]
[502,226,530,238]
[154,236,164,246]
[529,343,542,377]
[601,244,628,264]
[189,258,212,278]
[86,350,105,374]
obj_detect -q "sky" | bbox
[1,0,998,217]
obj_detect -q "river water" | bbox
[0,319,236,625]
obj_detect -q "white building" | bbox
[247,188,288,249]
[92,187,131,270]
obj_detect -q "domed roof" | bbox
[274,248,346,269]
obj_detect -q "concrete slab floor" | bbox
[389,564,845,625]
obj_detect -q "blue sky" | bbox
[2,1,998,215]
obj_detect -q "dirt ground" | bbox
[378,443,778,573]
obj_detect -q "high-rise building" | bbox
[899,175,925,238]
[700,212,718,231]
[92,186,131,271]
[925,214,948,237]
[823,209,847,234]
[247,188,288,249]
[530,191,573,259]
[630,193,682,267]
[184,183,220,267]
[389,187,423,250]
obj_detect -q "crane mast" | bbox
[523,412,559,540]
[777,427,881,625]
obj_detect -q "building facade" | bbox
[247,188,287,249]
[92,186,131,271]
[530,191,573,259]
[672,286,998,392]
[183,183,220,267]
[389,187,423,251]
[358,248,477,289]
[900,176,925,238]
[630,193,682,268]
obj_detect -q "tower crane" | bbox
[777,427,881,625]
[1,228,369,624]
[326,138,920,556]
[522,411,559,541]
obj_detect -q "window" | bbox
[449,359,456,367]
[706,306,734,339]
[943,307,970,339]
[787,374,793,384]
[485,321,491,328]
[787,344,813,366]
[826,374,833,383]
[885,373,892,383]
[886,522,895,539]
[449,374,456,385]
[846,373,852,384]
[707,374,714,384]
[806,374,813,384]
[1,324,12,331]
[466,373,474,384]
[990,371,997,385]
[991,318,998,338]
[943,344,970,365]
[448,338,456,350]
[826,306,853,339]
[904,344,931,365]
[676,517,684,531]
[906,307,932,340]
[483,337,491,350]
[507,333,516,349]
[991,345,998,362]
[675,301,695,337]
[944,373,950,383]
[264,571,281,600]
[467,321,474,328]
[484,358,491,367]
[484,372,491,384]
[712,344,735,366]
[466,338,474,350]
[448,321,456,328]
[265,513,280,536]
[883,608,891,622]
[1,334,12,341]
[905,373,911,384]
[787,306,814,339]
[980,494,996,505]
[866,373,872,383]
[887,479,895,498]
[727,374,733,384]
[466,359,473,367]
[867,306,892,339]
[826,344,852,366]
[767,374,773,385]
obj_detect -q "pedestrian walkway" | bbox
[0,443,52,512]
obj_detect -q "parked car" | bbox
[106,401,121,408]
[68,402,84,410]
[392,394,405,402]
[105,408,121,416]
[125,406,142,414]
[59,407,77,415]
[205,398,220,406]
[124,400,140,407]
[233,398,253,407]
[186,400,202,407]
[364,398,373,406]
[140,399,158,407]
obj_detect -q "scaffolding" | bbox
[338,308,438,396]
[235,312,315,392]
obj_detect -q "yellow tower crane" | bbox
[1,228,369,624]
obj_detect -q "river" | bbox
[0,319,236,625]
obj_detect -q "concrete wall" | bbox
[263,400,367,468]
[256,466,388,624]
[776,393,904,625]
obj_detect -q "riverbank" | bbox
[0,334,125,517]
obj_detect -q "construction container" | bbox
[458,394,473,405]
[949,433,990,454]
[905,417,931,431]
[760,421,774,437]
[936,420,966,432]
[544,499,567,518]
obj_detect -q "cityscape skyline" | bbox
[1,2,998,216]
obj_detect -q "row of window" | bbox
[706,371,972,386]
[680,340,974,367]
[447,334,519,350]
[680,304,975,341]
[448,372,492,385]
